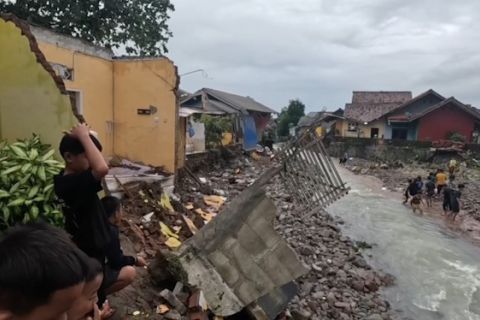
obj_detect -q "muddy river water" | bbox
[329,166,480,320]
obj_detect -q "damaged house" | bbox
[180,88,276,155]
[296,109,345,137]
[0,15,180,174]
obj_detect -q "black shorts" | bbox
[102,265,120,290]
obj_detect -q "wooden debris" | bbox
[203,195,226,210]
[194,208,214,223]
[165,237,182,249]
[156,304,170,314]
[160,192,175,214]
[160,222,179,239]
[182,215,199,235]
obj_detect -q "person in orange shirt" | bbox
[436,169,448,194]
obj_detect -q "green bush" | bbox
[447,131,466,142]
[0,135,64,230]
[199,115,233,148]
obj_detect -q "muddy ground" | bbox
[343,158,480,245]
[107,154,394,319]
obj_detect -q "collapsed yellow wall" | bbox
[0,19,76,151]
[113,58,178,172]
[36,42,114,157]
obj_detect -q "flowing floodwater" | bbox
[329,166,480,320]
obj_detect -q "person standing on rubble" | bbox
[448,159,458,178]
[54,123,111,306]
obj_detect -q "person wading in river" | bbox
[436,169,448,195]
[411,191,425,214]
[403,179,414,204]
[425,176,435,207]
[449,184,465,221]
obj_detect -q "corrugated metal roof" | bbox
[181,88,276,115]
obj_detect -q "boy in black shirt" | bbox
[101,196,146,295]
[54,124,111,304]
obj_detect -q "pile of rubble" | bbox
[267,176,394,320]
[108,155,272,319]
[107,151,394,319]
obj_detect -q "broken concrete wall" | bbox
[178,168,308,317]
[0,15,77,150]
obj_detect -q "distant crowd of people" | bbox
[403,160,465,220]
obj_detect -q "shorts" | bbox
[102,265,120,290]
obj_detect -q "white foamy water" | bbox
[329,166,480,320]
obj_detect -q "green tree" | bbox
[277,99,306,137]
[0,0,175,56]
[199,115,233,148]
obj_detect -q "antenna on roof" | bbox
[180,69,209,79]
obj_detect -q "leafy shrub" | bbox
[0,135,64,230]
[199,115,233,148]
[447,131,466,142]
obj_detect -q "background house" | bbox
[384,89,445,140]
[340,91,413,138]
[386,92,480,142]
[0,15,179,172]
[337,89,480,143]
[296,110,345,137]
[180,88,275,152]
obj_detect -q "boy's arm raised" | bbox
[71,123,109,180]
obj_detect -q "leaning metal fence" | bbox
[277,130,349,212]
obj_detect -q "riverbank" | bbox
[266,173,394,320]
[343,158,480,244]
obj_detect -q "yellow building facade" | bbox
[0,16,77,153]
[0,16,179,172]
[336,119,386,139]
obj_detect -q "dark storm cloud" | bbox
[168,0,480,111]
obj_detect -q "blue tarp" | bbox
[243,116,258,151]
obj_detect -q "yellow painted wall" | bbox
[1,19,179,171]
[363,120,386,138]
[36,43,114,157]
[0,19,76,151]
[113,58,178,172]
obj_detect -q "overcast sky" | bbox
[168,0,480,112]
